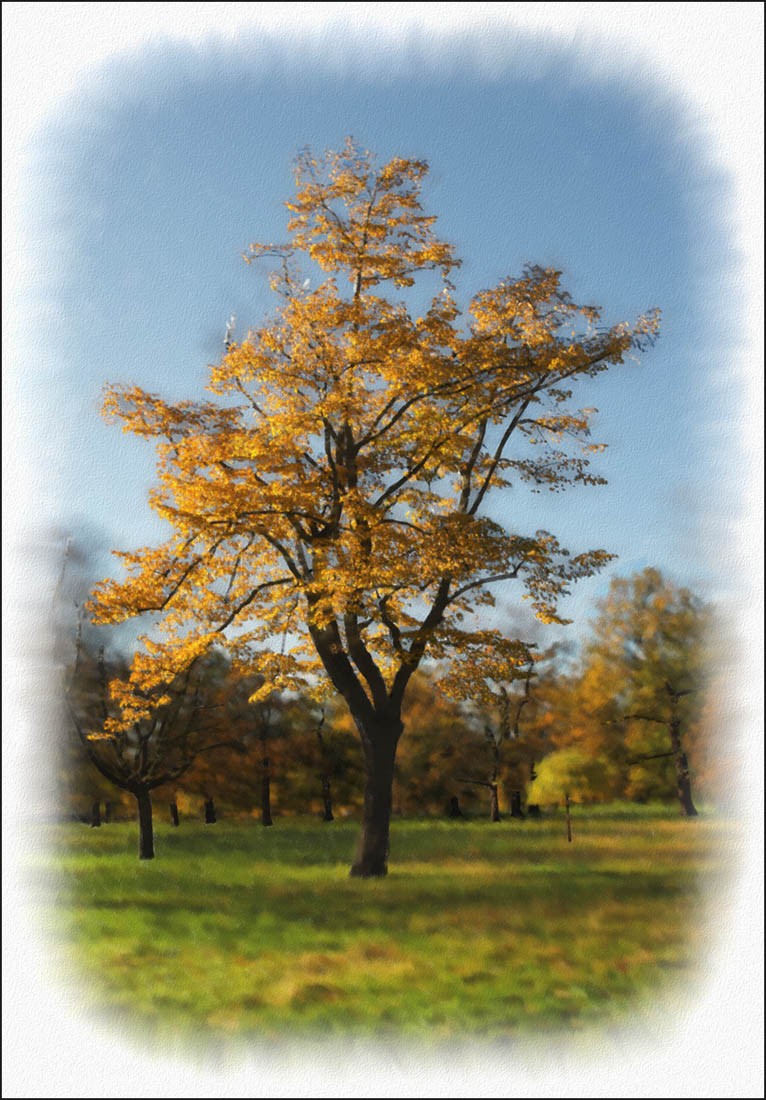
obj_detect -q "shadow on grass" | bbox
[53,818,705,936]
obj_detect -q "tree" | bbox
[528,746,620,806]
[50,528,137,823]
[454,652,536,821]
[388,670,486,817]
[528,747,619,839]
[580,568,709,815]
[87,140,660,876]
[181,685,366,819]
[66,641,241,858]
[198,670,290,827]
[494,651,553,818]
[269,693,366,819]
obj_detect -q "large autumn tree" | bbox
[88,140,660,876]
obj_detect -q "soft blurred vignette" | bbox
[3,6,762,1098]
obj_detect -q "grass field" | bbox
[29,806,732,1044]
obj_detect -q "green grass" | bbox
[28,806,733,1043]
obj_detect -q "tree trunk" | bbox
[321,774,334,822]
[510,790,525,820]
[565,792,572,842]
[447,795,464,818]
[669,719,698,817]
[90,800,101,828]
[314,716,333,821]
[135,786,154,860]
[204,797,217,824]
[104,801,114,823]
[170,801,180,827]
[350,723,400,878]
[489,741,501,821]
[261,754,273,826]
[393,777,403,818]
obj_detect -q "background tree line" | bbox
[59,565,716,841]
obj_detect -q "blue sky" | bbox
[18,25,737,647]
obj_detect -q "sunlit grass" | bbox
[29,806,732,1042]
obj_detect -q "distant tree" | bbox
[493,647,564,815]
[180,668,306,821]
[582,569,709,816]
[390,671,486,817]
[282,718,365,819]
[65,641,240,858]
[528,746,619,839]
[528,746,618,805]
[453,652,535,821]
[51,528,134,822]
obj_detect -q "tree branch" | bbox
[216,577,294,632]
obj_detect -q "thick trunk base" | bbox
[204,797,217,824]
[350,725,399,878]
[350,857,388,878]
[350,798,391,875]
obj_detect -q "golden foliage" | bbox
[87,141,659,731]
